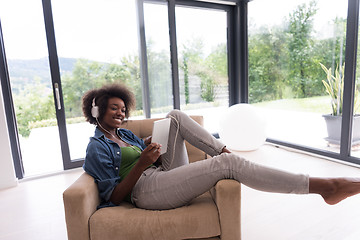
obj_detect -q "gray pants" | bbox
[132,109,309,210]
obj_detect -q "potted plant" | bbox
[320,63,360,145]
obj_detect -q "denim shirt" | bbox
[83,127,147,208]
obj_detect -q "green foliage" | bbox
[248,26,289,102]
[205,43,228,78]
[180,37,205,103]
[183,56,190,104]
[320,63,344,115]
[198,72,215,102]
[146,40,173,110]
[13,57,142,137]
[179,38,227,103]
[253,95,332,114]
[248,1,347,105]
[62,58,141,118]
[287,0,318,98]
[120,55,142,110]
[205,43,228,87]
[14,82,55,137]
[28,116,86,130]
[320,63,360,115]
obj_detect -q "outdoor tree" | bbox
[287,0,318,98]
[120,55,142,110]
[14,81,54,137]
[248,25,289,103]
[205,43,228,101]
[179,37,219,103]
[180,37,204,104]
[61,58,140,118]
[61,59,105,118]
[146,40,173,111]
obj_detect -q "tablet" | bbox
[151,118,171,155]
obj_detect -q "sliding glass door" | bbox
[351,1,360,159]
[248,0,348,153]
[51,0,142,164]
[175,5,229,133]
[0,0,64,177]
[139,0,231,133]
[143,1,173,116]
[0,0,142,177]
[1,0,232,178]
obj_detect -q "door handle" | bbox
[54,83,61,110]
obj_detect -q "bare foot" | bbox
[312,178,360,205]
[221,147,232,154]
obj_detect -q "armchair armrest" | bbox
[211,179,241,240]
[63,172,100,240]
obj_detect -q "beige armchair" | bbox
[63,116,241,240]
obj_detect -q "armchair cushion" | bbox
[89,192,220,240]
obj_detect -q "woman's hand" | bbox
[137,142,161,169]
[143,136,152,146]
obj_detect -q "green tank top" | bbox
[119,146,141,203]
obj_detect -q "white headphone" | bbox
[91,98,99,118]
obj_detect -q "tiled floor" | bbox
[0,168,83,240]
[1,144,360,240]
[239,144,360,240]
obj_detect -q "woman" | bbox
[83,83,360,210]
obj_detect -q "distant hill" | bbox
[7,57,77,94]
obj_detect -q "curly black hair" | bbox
[82,83,136,125]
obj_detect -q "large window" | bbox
[138,0,231,132]
[2,0,360,179]
[0,0,142,177]
[351,3,360,158]
[248,0,350,154]
[176,6,229,133]
[52,0,142,161]
[143,2,173,116]
[0,0,233,178]
[0,0,62,176]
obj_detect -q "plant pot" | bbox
[323,114,360,145]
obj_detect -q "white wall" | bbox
[0,84,18,189]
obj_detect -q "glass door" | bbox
[138,0,231,132]
[0,0,64,177]
[1,0,143,176]
[175,5,229,133]
[248,0,348,153]
[143,1,173,117]
[51,0,143,163]
[351,2,360,158]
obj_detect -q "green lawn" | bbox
[252,95,333,114]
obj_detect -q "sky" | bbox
[0,0,139,61]
[0,0,350,61]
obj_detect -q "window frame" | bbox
[138,0,241,117]
[264,0,360,165]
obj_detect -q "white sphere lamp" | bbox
[218,104,267,151]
